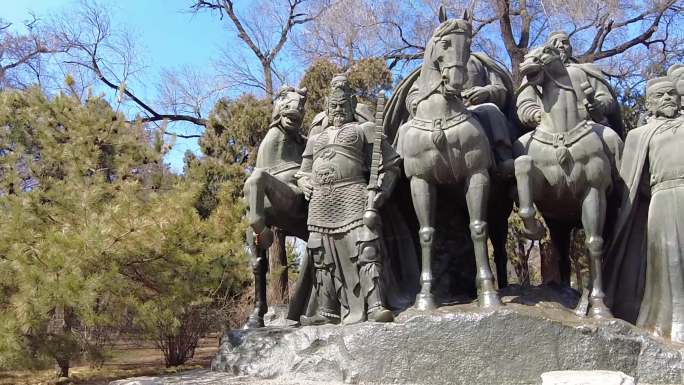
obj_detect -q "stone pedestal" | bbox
[212,286,683,385]
[541,370,635,385]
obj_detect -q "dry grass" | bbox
[0,334,219,385]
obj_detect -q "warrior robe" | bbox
[517,62,624,138]
[604,117,684,343]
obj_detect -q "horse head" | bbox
[272,85,308,134]
[418,7,472,101]
[520,45,566,87]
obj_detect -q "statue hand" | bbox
[363,209,381,232]
[409,99,418,116]
[585,100,604,121]
[534,110,542,124]
[298,177,313,200]
[463,86,489,105]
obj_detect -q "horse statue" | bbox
[242,86,309,328]
[392,9,506,310]
[512,45,623,317]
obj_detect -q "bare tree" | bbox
[491,0,682,84]
[290,0,683,87]
[50,1,225,138]
[191,0,317,99]
[0,15,69,89]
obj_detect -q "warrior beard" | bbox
[332,114,347,127]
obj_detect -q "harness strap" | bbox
[531,121,594,148]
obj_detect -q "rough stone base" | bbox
[212,286,683,385]
[108,370,342,385]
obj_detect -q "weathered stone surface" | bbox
[541,370,635,385]
[264,304,297,328]
[212,286,683,385]
[108,370,341,385]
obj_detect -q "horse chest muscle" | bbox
[528,136,611,198]
[400,120,488,182]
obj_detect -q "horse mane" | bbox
[414,18,472,106]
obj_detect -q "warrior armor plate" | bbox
[308,123,370,233]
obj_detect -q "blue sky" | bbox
[4,0,235,173]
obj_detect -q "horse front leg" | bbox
[244,229,268,328]
[244,169,298,328]
[411,177,437,310]
[489,184,513,288]
[581,186,612,319]
[514,155,545,240]
[466,170,501,307]
[244,169,274,245]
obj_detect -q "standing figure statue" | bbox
[668,64,684,112]
[243,86,309,328]
[512,45,623,318]
[393,9,504,310]
[517,31,624,138]
[605,77,684,343]
[295,74,400,325]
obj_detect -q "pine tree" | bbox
[0,87,160,375]
[0,87,251,372]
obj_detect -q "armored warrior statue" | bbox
[605,77,684,343]
[242,86,309,328]
[517,31,624,137]
[296,74,400,325]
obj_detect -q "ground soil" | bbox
[0,334,219,385]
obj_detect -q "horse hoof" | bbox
[368,307,394,323]
[588,300,613,319]
[479,291,502,308]
[414,293,437,311]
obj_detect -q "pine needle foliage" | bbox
[0,87,249,372]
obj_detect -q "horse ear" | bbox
[438,5,448,23]
[463,9,471,22]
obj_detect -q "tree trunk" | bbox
[262,61,274,101]
[269,227,288,303]
[540,241,561,284]
[55,361,69,378]
[509,51,525,88]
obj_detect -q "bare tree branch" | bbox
[577,0,677,62]
[192,0,315,98]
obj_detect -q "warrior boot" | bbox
[300,313,340,326]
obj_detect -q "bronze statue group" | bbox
[242,8,684,346]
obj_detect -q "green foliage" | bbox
[299,59,340,128]
[299,58,392,129]
[617,86,647,134]
[0,87,250,371]
[0,87,159,371]
[200,94,271,168]
[347,58,393,105]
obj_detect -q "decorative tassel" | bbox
[555,146,572,170]
[432,119,447,149]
